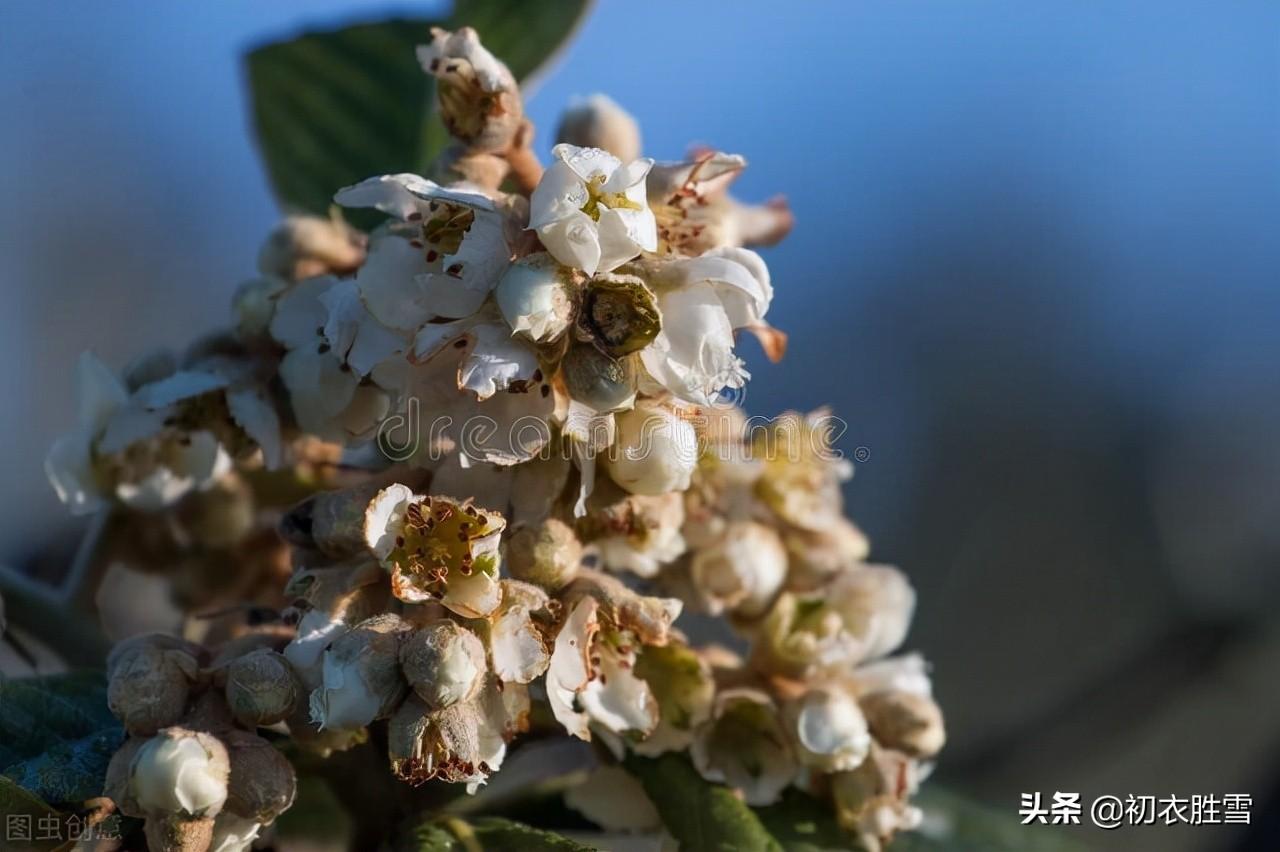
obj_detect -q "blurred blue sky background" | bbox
[2,3,1278,842]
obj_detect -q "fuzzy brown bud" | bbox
[224,649,299,728]
[399,620,487,711]
[223,729,297,824]
[505,518,582,591]
[107,635,201,736]
[859,690,946,759]
[143,814,215,852]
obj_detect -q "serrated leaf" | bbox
[0,672,123,807]
[245,0,592,217]
[396,815,596,851]
[625,752,784,852]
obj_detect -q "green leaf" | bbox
[755,787,853,852]
[625,752,784,852]
[245,0,592,217]
[0,672,123,807]
[396,815,596,851]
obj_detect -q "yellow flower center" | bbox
[580,174,642,222]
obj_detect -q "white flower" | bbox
[45,353,233,514]
[691,688,798,806]
[363,485,505,618]
[547,597,658,741]
[529,144,657,275]
[403,310,555,466]
[636,248,781,405]
[602,402,698,496]
[336,174,516,328]
[787,684,872,773]
[648,151,793,255]
[689,521,787,617]
[581,490,686,579]
[556,94,643,164]
[131,729,230,817]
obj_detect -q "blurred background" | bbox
[1,1,1277,849]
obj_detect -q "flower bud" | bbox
[690,688,797,806]
[753,566,915,678]
[222,729,297,824]
[309,614,410,731]
[224,649,299,728]
[603,403,698,496]
[859,690,946,759]
[131,728,230,818]
[417,27,522,152]
[495,253,576,344]
[387,690,506,787]
[280,481,384,557]
[689,521,787,618]
[579,489,685,578]
[562,343,636,413]
[788,685,872,772]
[556,95,642,165]
[257,214,365,282]
[505,518,582,591]
[232,277,288,341]
[107,636,201,736]
[399,620,486,710]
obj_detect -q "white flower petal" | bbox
[74,351,128,434]
[363,484,415,559]
[355,236,436,332]
[334,173,439,220]
[133,370,228,410]
[226,387,282,467]
[578,649,658,736]
[44,430,103,516]
[270,276,337,350]
[553,144,623,182]
[528,160,589,231]
[537,209,602,275]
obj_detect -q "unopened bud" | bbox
[224,649,299,728]
[495,253,576,344]
[399,620,486,710]
[603,403,698,496]
[107,635,201,736]
[223,729,297,824]
[280,482,383,557]
[257,214,366,282]
[132,727,230,818]
[788,685,872,773]
[505,518,582,591]
[105,736,147,817]
[556,94,642,164]
[859,690,946,759]
[690,521,787,618]
[562,344,636,413]
[417,27,522,153]
[309,614,409,730]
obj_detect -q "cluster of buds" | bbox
[103,634,298,852]
[47,24,941,850]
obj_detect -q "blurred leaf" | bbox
[0,776,65,852]
[755,787,854,851]
[245,0,592,217]
[397,815,595,851]
[625,752,784,852]
[0,672,122,806]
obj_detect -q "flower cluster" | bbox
[47,25,940,852]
